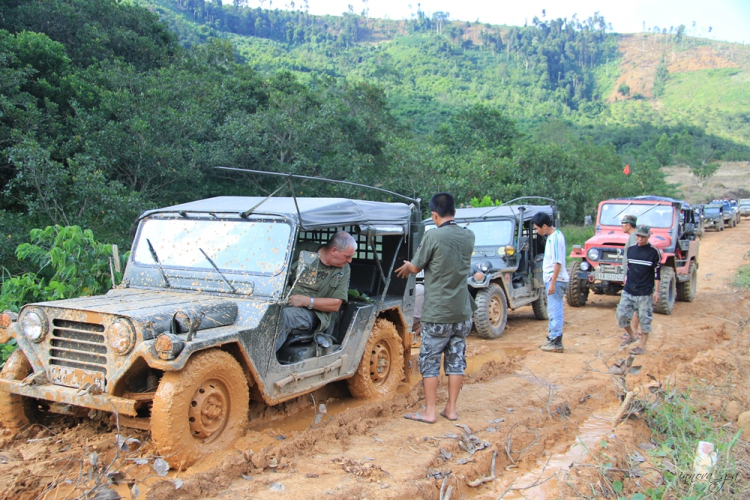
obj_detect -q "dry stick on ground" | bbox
[409,479,431,500]
[496,456,554,499]
[467,450,498,487]
[611,391,635,429]
[523,368,558,420]
[505,424,540,465]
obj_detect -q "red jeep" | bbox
[567,196,700,314]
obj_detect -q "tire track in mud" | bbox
[1,223,749,500]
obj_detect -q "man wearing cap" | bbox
[620,214,642,339]
[616,225,661,355]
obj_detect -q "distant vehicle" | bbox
[0,189,424,469]
[422,198,556,339]
[567,196,700,315]
[712,199,740,227]
[740,199,750,217]
[702,204,725,231]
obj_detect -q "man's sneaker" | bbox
[540,338,564,353]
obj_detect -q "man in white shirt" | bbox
[532,212,569,352]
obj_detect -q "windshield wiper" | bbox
[146,239,171,288]
[613,202,633,219]
[199,248,238,293]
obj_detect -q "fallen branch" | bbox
[611,391,635,429]
[466,450,497,487]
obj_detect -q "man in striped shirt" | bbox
[616,225,661,355]
[532,212,569,353]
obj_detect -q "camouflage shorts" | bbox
[616,291,653,333]
[418,319,473,378]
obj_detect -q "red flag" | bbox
[623,164,631,175]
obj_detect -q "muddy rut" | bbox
[1,223,749,500]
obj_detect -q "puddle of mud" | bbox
[240,346,527,452]
[500,411,616,500]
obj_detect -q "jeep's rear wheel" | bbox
[151,350,248,470]
[654,266,676,315]
[348,319,403,400]
[531,288,549,320]
[473,284,508,339]
[0,350,45,431]
[566,260,589,307]
[677,261,698,302]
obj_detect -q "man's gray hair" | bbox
[326,231,357,252]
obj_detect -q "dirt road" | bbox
[1,222,749,500]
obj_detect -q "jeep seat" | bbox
[277,310,342,365]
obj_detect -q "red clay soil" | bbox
[1,222,749,500]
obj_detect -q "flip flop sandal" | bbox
[404,413,436,424]
[440,410,458,421]
[619,337,638,348]
[630,346,647,355]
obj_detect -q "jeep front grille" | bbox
[600,248,624,262]
[49,319,108,374]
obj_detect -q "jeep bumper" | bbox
[0,379,138,416]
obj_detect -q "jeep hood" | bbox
[29,289,239,337]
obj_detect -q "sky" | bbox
[275,0,750,44]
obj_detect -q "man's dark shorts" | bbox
[418,319,472,378]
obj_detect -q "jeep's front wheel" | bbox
[0,350,46,431]
[566,260,589,307]
[654,266,676,315]
[151,350,249,470]
[473,284,508,339]
[677,261,697,302]
[348,319,403,400]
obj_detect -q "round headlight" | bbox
[580,261,591,271]
[22,308,47,342]
[504,245,516,257]
[479,261,492,273]
[108,319,136,355]
[587,248,600,261]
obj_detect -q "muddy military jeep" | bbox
[702,204,725,231]
[423,199,556,338]
[567,196,700,315]
[0,195,423,469]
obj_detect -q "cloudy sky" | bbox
[274,0,750,44]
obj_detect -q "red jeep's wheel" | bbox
[565,260,588,307]
[654,267,676,315]
[677,261,698,302]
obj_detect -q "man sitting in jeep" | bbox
[276,231,357,351]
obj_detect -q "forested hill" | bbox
[0,0,748,277]
[143,0,750,148]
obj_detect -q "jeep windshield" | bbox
[133,217,292,275]
[425,219,514,246]
[704,207,721,214]
[599,203,673,228]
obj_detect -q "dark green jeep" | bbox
[423,199,557,338]
[0,195,423,469]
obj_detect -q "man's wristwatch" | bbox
[308,297,314,310]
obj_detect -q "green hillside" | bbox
[139,0,750,150]
[0,0,748,277]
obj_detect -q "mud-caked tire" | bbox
[151,350,249,470]
[473,283,508,339]
[0,350,45,432]
[531,289,549,320]
[348,319,404,400]
[676,261,698,302]
[654,266,676,315]
[565,260,589,307]
[730,218,736,228]
[719,222,724,231]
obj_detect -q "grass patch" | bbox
[560,224,595,256]
[732,264,750,290]
[640,389,748,499]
